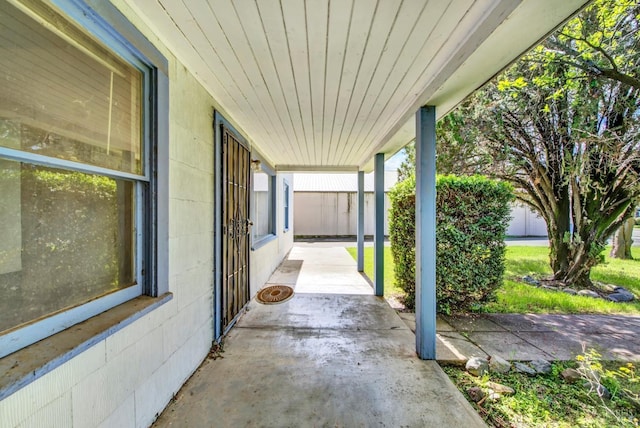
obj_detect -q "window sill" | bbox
[0,293,172,400]
[252,234,277,251]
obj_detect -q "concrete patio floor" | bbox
[153,246,485,427]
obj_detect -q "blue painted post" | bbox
[374,153,384,296]
[357,171,365,272]
[415,106,437,360]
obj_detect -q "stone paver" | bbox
[443,314,508,332]
[439,313,640,362]
[437,332,488,364]
[400,312,640,362]
[468,331,554,361]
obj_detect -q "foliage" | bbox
[577,348,640,419]
[396,113,489,178]
[397,144,415,182]
[388,174,513,312]
[444,359,640,427]
[532,0,640,91]
[388,176,417,307]
[442,0,640,288]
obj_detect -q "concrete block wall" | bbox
[0,1,292,426]
[251,174,294,296]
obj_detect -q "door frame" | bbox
[213,111,250,340]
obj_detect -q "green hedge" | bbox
[388,174,513,313]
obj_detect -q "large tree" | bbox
[532,0,640,259]
[460,0,640,287]
[399,0,640,281]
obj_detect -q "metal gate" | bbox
[221,125,251,331]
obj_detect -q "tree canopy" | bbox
[401,0,640,287]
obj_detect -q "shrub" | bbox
[388,174,513,313]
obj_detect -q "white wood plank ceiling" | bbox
[123,0,589,171]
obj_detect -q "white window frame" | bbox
[0,0,168,358]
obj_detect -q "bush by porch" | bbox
[388,174,513,313]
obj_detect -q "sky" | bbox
[385,148,407,171]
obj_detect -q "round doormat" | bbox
[256,285,294,304]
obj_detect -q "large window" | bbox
[0,0,163,357]
[252,160,276,247]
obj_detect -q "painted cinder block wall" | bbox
[0,1,292,426]
[251,174,295,297]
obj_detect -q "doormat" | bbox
[256,285,294,304]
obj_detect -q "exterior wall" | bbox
[294,193,547,238]
[294,192,390,236]
[250,173,294,296]
[0,1,291,427]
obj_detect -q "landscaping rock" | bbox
[596,384,612,400]
[608,287,635,302]
[541,285,559,291]
[563,288,578,295]
[486,381,515,395]
[608,290,634,302]
[561,368,582,383]
[522,275,540,286]
[489,355,511,374]
[466,356,489,377]
[487,391,502,401]
[577,289,600,298]
[513,362,537,376]
[530,359,552,375]
[467,386,485,402]
[583,382,611,400]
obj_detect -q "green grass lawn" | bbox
[347,245,640,314]
[486,246,640,314]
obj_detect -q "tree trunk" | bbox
[549,192,571,277]
[557,245,595,289]
[548,192,601,288]
[610,217,635,259]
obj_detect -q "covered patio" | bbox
[154,245,484,426]
[124,0,591,359]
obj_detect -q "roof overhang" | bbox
[121,0,590,172]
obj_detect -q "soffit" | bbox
[122,0,590,171]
